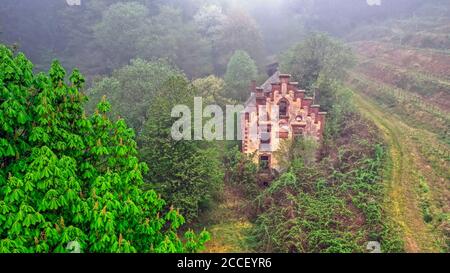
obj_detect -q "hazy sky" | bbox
[366,0,382,6]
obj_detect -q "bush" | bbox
[223,146,259,198]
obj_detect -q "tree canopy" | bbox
[139,76,223,222]
[224,50,258,102]
[0,45,209,253]
[192,75,231,106]
[280,33,355,110]
[214,9,265,75]
[280,33,355,90]
[94,2,149,70]
[87,58,183,135]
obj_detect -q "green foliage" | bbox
[194,4,226,39]
[223,146,259,198]
[214,9,265,74]
[0,45,209,253]
[139,76,223,222]
[224,50,258,102]
[1,1,268,78]
[87,58,183,134]
[251,128,395,252]
[274,136,319,173]
[323,85,355,140]
[280,33,355,109]
[94,2,150,69]
[139,6,214,78]
[192,75,232,107]
[250,84,403,252]
[93,3,213,77]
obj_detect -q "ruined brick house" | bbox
[241,71,326,170]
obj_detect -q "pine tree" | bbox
[139,76,223,222]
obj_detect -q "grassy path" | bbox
[198,185,253,253]
[352,92,448,252]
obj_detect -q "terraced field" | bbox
[351,41,450,111]
[347,38,450,252]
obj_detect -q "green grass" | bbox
[195,185,254,253]
[351,91,448,252]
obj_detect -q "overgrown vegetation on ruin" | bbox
[229,86,404,253]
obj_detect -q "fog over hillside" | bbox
[1,0,447,76]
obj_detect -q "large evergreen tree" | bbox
[139,76,223,222]
[224,50,258,102]
[0,45,209,253]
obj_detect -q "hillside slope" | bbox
[353,92,448,252]
[346,13,450,252]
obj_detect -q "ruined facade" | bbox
[241,72,326,170]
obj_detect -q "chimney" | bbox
[250,80,256,93]
[288,81,298,96]
[255,87,266,105]
[289,81,298,89]
[271,82,281,93]
[279,74,291,95]
[279,74,291,84]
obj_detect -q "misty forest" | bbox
[0,0,449,253]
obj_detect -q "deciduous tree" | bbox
[280,33,355,110]
[215,9,265,74]
[87,58,182,134]
[0,45,209,253]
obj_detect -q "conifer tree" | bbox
[139,76,223,222]
[224,50,258,102]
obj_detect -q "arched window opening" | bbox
[279,99,288,118]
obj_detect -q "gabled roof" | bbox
[244,93,256,109]
[244,71,281,108]
[245,70,301,110]
[260,71,280,92]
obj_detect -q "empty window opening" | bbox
[259,155,270,169]
[260,132,271,144]
[279,100,288,118]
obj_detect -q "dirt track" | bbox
[353,92,447,252]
